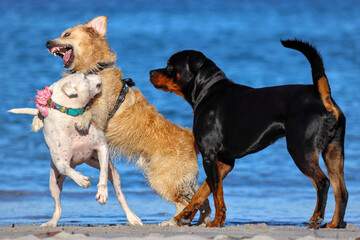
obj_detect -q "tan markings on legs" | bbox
[206,160,233,227]
[174,179,212,226]
[175,159,233,227]
[322,143,348,228]
[306,153,330,229]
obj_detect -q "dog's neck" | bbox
[72,61,116,75]
[193,75,228,113]
[47,98,90,117]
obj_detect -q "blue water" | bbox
[1,0,359,227]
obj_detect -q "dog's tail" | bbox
[281,39,339,119]
[8,108,38,115]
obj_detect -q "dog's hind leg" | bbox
[174,157,232,227]
[86,158,143,225]
[321,139,348,228]
[41,163,65,227]
[287,134,330,229]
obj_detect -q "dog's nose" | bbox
[46,41,52,48]
[150,70,156,77]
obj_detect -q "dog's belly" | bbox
[69,135,101,164]
[71,149,96,165]
[221,122,286,158]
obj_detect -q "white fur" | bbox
[10,73,142,227]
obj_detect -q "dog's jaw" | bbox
[47,43,75,70]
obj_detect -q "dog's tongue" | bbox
[63,49,72,65]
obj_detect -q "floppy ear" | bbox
[188,51,207,73]
[61,82,78,97]
[84,16,108,36]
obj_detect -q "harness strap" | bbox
[108,78,136,119]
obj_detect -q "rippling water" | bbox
[0,0,359,227]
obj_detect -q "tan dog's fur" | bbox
[34,16,211,225]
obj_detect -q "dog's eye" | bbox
[63,32,71,37]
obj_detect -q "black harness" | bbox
[72,61,135,119]
[108,78,135,119]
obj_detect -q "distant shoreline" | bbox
[0,224,359,240]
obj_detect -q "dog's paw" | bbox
[40,220,57,227]
[159,218,178,227]
[95,184,108,205]
[31,115,44,132]
[75,111,92,132]
[126,214,143,226]
[73,173,91,188]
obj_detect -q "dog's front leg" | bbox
[205,158,233,227]
[51,153,91,188]
[41,163,65,227]
[95,143,109,205]
[174,180,212,226]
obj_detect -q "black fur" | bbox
[150,39,348,228]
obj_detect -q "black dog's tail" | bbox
[281,39,339,119]
[281,39,325,89]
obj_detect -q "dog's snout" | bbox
[150,70,157,77]
[46,40,52,48]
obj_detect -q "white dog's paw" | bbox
[126,214,143,226]
[73,173,91,188]
[95,184,108,205]
[158,218,178,227]
[41,220,57,227]
[31,115,44,132]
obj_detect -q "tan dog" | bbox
[10,73,142,226]
[33,16,210,226]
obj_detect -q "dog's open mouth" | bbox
[49,45,75,69]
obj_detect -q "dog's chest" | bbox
[44,118,106,164]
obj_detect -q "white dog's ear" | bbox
[62,82,78,98]
[84,16,108,36]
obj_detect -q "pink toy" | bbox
[31,86,52,117]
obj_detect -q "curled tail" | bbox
[281,39,339,119]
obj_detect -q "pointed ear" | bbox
[61,82,78,98]
[84,16,108,36]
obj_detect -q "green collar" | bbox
[47,98,90,117]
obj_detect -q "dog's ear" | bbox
[62,82,78,98]
[187,51,207,73]
[84,16,108,37]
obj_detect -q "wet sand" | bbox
[0,224,359,240]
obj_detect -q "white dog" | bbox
[9,73,142,227]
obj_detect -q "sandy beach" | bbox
[0,224,359,240]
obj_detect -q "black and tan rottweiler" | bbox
[149,39,348,229]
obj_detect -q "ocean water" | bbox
[0,0,359,227]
